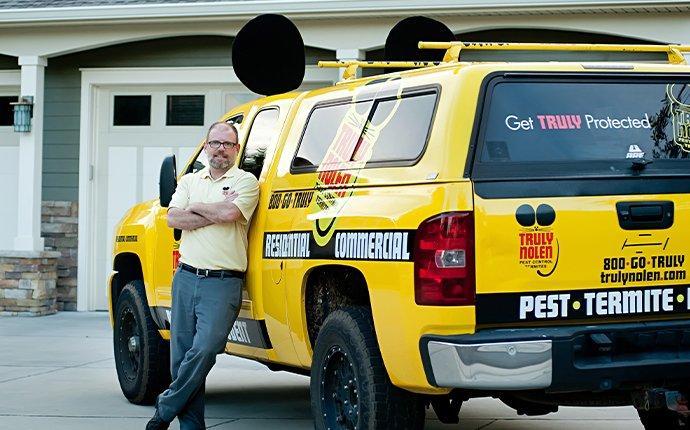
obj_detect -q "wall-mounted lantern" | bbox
[11,96,33,133]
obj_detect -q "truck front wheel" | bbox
[638,409,686,430]
[113,280,171,405]
[310,307,425,430]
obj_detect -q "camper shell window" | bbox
[291,88,438,172]
[473,74,690,181]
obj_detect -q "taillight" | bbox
[414,212,475,306]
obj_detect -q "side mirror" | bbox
[159,154,177,207]
[191,160,205,173]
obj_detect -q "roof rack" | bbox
[318,60,439,80]
[319,42,690,81]
[418,41,690,65]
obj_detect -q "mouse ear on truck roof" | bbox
[385,16,455,63]
[232,14,306,96]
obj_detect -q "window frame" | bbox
[238,106,281,179]
[468,72,690,182]
[289,84,441,174]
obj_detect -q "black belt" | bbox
[179,263,244,279]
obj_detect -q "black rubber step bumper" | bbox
[420,320,690,393]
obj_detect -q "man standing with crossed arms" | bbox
[147,121,259,429]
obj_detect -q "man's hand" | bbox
[223,190,238,202]
[187,197,246,225]
[167,208,214,230]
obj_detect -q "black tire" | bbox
[113,280,171,405]
[311,307,425,430]
[638,409,686,430]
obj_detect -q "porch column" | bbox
[336,49,365,80]
[13,55,47,251]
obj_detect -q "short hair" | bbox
[206,121,239,144]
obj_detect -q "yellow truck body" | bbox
[109,54,690,428]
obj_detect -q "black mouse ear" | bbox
[232,14,305,96]
[385,16,454,62]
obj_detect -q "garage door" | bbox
[0,86,20,249]
[93,84,257,310]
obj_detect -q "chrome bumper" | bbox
[427,340,552,390]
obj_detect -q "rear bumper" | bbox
[426,339,552,390]
[421,320,690,393]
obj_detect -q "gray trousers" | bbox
[156,267,243,429]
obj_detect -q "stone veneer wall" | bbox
[41,201,78,311]
[0,251,61,316]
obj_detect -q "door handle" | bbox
[616,201,673,230]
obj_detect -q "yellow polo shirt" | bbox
[169,165,260,271]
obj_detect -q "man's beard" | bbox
[209,156,232,170]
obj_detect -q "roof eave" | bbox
[0,0,689,26]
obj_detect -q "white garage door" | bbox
[93,84,257,310]
[0,85,20,250]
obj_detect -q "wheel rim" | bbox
[117,304,141,382]
[321,346,359,430]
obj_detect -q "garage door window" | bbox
[0,96,14,126]
[113,95,151,126]
[166,95,205,126]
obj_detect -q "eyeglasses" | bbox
[207,140,238,149]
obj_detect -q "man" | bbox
[147,122,260,430]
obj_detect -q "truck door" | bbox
[471,75,690,327]
[226,101,302,364]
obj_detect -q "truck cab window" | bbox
[240,108,280,179]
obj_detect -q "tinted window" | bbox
[293,90,437,171]
[113,95,151,126]
[480,81,690,164]
[293,101,372,170]
[357,92,436,163]
[166,95,204,126]
[227,114,243,125]
[240,108,280,179]
[0,96,13,126]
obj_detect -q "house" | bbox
[0,0,687,313]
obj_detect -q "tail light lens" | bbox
[414,212,475,306]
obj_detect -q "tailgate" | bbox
[471,73,690,326]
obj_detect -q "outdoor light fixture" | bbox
[11,96,33,132]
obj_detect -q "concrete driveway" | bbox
[0,312,642,430]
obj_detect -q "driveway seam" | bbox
[476,419,497,429]
[205,418,240,428]
[0,358,112,384]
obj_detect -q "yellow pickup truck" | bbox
[109,14,690,430]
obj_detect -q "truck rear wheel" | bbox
[638,409,686,430]
[113,280,170,405]
[310,307,425,430]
